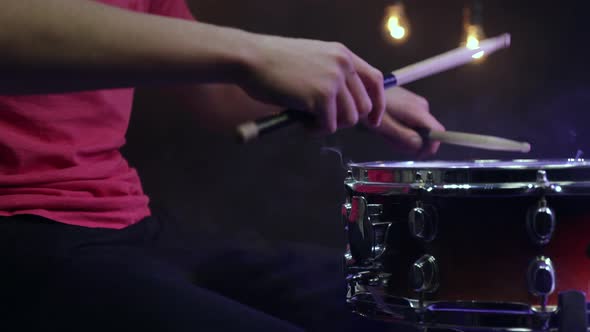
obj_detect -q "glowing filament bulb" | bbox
[466,35,480,49]
[387,17,406,39]
[384,3,409,43]
[462,24,486,60]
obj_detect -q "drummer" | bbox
[0,0,444,331]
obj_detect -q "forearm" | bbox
[145,84,280,133]
[0,0,256,94]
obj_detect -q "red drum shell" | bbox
[346,160,590,308]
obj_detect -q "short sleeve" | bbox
[149,0,196,21]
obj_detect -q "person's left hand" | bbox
[365,87,445,159]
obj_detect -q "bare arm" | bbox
[1,0,389,136]
[0,0,255,94]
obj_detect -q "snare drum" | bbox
[343,159,590,331]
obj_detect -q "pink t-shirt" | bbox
[0,0,195,229]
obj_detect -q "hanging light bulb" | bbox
[461,0,486,60]
[384,2,410,43]
[464,24,486,59]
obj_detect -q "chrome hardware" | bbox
[409,255,439,293]
[346,159,590,196]
[408,202,437,242]
[348,270,384,287]
[344,244,354,267]
[346,196,371,263]
[344,196,385,263]
[345,197,382,229]
[415,170,435,190]
[348,196,366,223]
[537,169,549,185]
[346,169,353,179]
[527,198,556,245]
[342,202,351,220]
[367,204,383,221]
[535,169,562,194]
[408,207,426,239]
[527,256,556,299]
[415,171,424,183]
[371,222,391,259]
[347,291,588,331]
[347,264,590,331]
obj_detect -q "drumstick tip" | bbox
[501,33,512,48]
[521,142,531,153]
[236,121,259,143]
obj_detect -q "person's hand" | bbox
[367,87,445,158]
[239,34,385,134]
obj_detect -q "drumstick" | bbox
[237,33,511,143]
[419,128,531,153]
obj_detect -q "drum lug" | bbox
[409,254,439,294]
[414,171,435,193]
[408,202,438,242]
[346,169,353,180]
[527,198,556,246]
[343,196,385,263]
[537,169,550,187]
[536,169,562,194]
[527,256,556,307]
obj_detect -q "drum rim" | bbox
[348,159,589,169]
[347,292,587,331]
[346,159,590,196]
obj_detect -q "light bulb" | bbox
[461,3,486,61]
[384,3,409,43]
[462,24,486,59]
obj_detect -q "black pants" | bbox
[0,213,403,332]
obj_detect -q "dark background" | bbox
[124,0,590,249]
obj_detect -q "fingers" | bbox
[317,71,379,133]
[336,82,359,129]
[377,113,424,153]
[346,73,372,120]
[350,53,385,127]
[387,88,444,132]
[334,70,380,130]
[310,44,384,134]
[313,77,361,133]
[371,87,446,157]
[385,87,444,156]
[315,93,338,134]
[400,109,444,157]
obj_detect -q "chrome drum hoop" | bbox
[347,159,590,196]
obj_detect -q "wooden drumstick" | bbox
[419,128,531,153]
[237,33,511,143]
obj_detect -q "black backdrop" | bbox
[123,0,590,249]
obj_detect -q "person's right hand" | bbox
[238,34,385,134]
